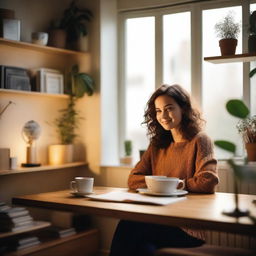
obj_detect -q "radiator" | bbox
[205,162,256,249]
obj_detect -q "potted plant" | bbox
[48,65,94,165]
[236,115,256,161]
[214,100,255,217]
[248,10,256,53]
[214,11,240,56]
[120,140,133,165]
[48,0,92,51]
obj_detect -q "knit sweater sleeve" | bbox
[128,145,153,190]
[186,134,219,193]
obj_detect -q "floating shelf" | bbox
[0,89,69,98]
[204,53,256,64]
[0,221,51,239]
[0,162,88,176]
[0,37,88,57]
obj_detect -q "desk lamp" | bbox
[21,120,41,167]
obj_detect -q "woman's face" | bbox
[154,95,183,131]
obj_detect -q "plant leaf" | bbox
[249,67,256,78]
[226,99,249,119]
[214,140,236,153]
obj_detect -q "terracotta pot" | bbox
[48,144,73,165]
[245,143,256,162]
[48,29,67,49]
[219,38,237,56]
[0,8,15,19]
[248,34,256,53]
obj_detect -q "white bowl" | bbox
[31,32,48,46]
[145,176,184,194]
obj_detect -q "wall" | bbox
[0,0,100,172]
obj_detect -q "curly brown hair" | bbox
[143,84,204,148]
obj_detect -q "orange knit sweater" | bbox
[128,132,219,240]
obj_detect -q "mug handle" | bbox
[70,181,77,192]
[178,179,185,190]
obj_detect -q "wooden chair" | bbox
[155,244,256,256]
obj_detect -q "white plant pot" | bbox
[48,144,73,165]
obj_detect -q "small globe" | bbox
[22,120,41,144]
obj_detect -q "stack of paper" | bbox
[87,191,186,205]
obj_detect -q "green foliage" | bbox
[214,99,249,155]
[214,140,236,153]
[70,65,94,98]
[51,0,93,42]
[249,67,256,78]
[124,140,132,156]
[55,65,94,144]
[214,11,240,39]
[226,100,249,119]
[249,10,256,35]
[54,97,79,144]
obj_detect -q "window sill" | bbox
[101,164,134,169]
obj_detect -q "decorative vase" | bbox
[248,34,256,53]
[48,144,73,165]
[219,38,237,56]
[48,29,67,49]
[245,143,256,162]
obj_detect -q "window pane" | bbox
[202,6,243,159]
[163,12,191,92]
[250,3,256,116]
[125,17,155,163]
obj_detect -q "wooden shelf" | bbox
[0,37,88,57]
[0,161,88,176]
[0,221,51,239]
[204,53,256,64]
[4,228,99,256]
[0,89,69,98]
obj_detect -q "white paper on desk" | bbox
[87,191,186,205]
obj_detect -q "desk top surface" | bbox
[12,187,256,235]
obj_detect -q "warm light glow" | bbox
[48,145,73,165]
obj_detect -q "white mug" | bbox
[70,177,94,194]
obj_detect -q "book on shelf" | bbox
[37,226,77,239]
[0,222,34,232]
[8,235,41,251]
[0,201,10,212]
[0,204,34,232]
[0,214,32,224]
[0,207,29,218]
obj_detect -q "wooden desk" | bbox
[12,187,256,236]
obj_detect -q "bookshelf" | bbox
[0,221,50,239]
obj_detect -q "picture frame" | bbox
[36,68,64,94]
[45,72,64,94]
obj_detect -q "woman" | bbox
[110,84,219,256]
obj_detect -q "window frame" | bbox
[118,0,252,160]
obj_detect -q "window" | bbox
[202,6,243,159]
[120,1,252,164]
[163,12,191,92]
[124,17,155,162]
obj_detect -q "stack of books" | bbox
[38,226,76,239]
[0,205,34,232]
[8,235,41,251]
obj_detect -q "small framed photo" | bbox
[36,68,64,94]
[45,73,64,94]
